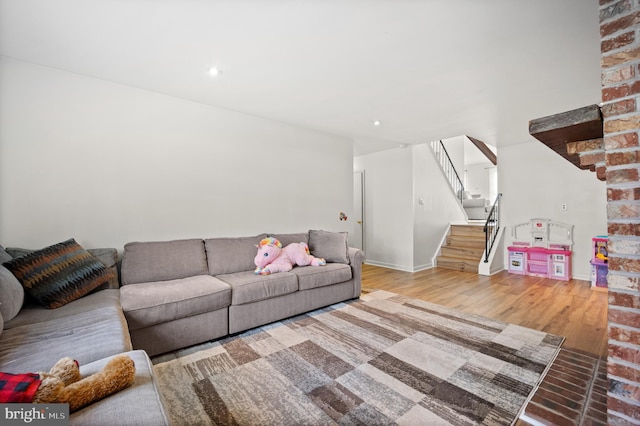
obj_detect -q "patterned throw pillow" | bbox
[2,239,115,309]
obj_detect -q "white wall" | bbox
[354,147,414,271]
[0,57,353,250]
[499,141,607,280]
[413,143,467,270]
[354,143,466,272]
[355,139,606,279]
[464,161,494,200]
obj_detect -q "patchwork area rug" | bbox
[152,290,564,425]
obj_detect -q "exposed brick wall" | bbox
[601,0,640,423]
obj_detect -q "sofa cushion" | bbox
[268,232,309,247]
[3,239,115,309]
[0,291,131,373]
[4,289,122,329]
[70,350,169,426]
[121,239,208,285]
[87,248,120,290]
[216,271,298,305]
[308,230,349,264]
[291,263,353,291]
[204,234,267,276]
[120,275,231,331]
[0,265,24,322]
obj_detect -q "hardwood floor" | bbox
[361,264,608,357]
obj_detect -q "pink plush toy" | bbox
[254,237,326,275]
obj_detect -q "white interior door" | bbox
[352,171,365,251]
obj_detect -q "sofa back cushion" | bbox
[308,230,350,264]
[267,233,309,247]
[87,248,120,290]
[205,234,267,276]
[121,239,208,285]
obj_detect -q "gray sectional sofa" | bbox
[0,230,363,425]
[120,230,365,356]
[0,247,169,426]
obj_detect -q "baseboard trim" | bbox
[412,263,433,272]
[364,260,413,272]
[573,273,590,282]
[363,260,433,273]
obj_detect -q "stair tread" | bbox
[438,224,487,274]
[446,237,485,244]
[436,257,479,273]
[448,231,485,236]
[451,224,485,229]
[437,254,481,262]
[450,230,486,237]
[441,247,484,257]
[446,240,485,249]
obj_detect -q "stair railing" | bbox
[430,140,465,203]
[483,193,502,262]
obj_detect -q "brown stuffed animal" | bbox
[0,355,135,412]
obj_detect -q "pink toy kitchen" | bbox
[507,218,573,281]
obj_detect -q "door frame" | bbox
[353,170,366,253]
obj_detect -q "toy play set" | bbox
[508,218,573,281]
[590,236,608,290]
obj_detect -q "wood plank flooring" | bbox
[361,264,608,357]
[361,264,609,425]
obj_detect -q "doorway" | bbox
[352,171,365,251]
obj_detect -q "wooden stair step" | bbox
[436,256,479,273]
[446,235,485,248]
[438,224,487,274]
[440,246,484,259]
[450,225,486,237]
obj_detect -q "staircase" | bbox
[436,224,485,273]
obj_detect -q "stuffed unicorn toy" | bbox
[254,237,326,275]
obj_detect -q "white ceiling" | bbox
[0,0,602,156]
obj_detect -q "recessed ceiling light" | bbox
[373,120,381,126]
[208,67,221,77]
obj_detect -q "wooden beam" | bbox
[466,136,497,165]
[529,104,603,142]
[529,104,603,168]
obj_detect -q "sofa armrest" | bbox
[348,247,365,299]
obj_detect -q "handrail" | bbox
[439,140,465,200]
[431,140,465,203]
[483,193,502,262]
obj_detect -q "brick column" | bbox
[600,0,640,423]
